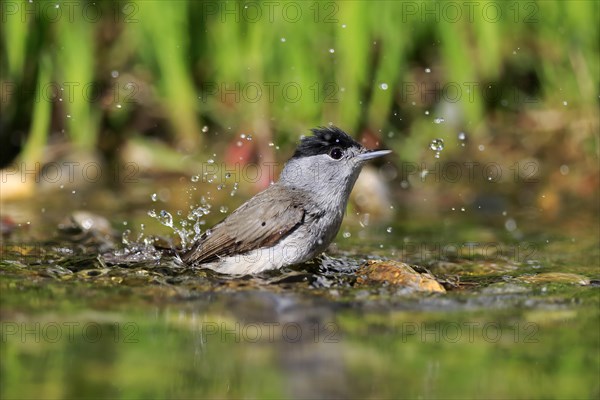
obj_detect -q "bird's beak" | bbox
[357,149,392,162]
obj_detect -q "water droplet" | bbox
[191,175,200,182]
[478,145,485,151]
[429,138,444,158]
[386,227,393,233]
[425,68,431,73]
[359,213,370,228]
[562,101,568,106]
[505,218,517,232]
[424,110,430,115]
[157,210,173,227]
[193,221,202,235]
[225,172,231,179]
[329,48,335,53]
[458,132,466,141]
[342,231,351,238]
[151,193,158,202]
[280,37,286,42]
[341,24,347,28]
[111,70,119,78]
[230,182,239,197]
[559,165,569,175]
[202,125,209,133]
[121,229,131,245]
[116,104,122,109]
[380,83,388,90]
[207,159,215,164]
[268,142,275,147]
[219,206,229,214]
[433,117,445,124]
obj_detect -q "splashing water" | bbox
[147,208,188,245]
[429,138,445,158]
[230,182,239,197]
[145,153,240,250]
[159,210,174,228]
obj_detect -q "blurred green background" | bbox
[1,0,598,214]
[1,2,599,399]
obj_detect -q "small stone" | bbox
[355,260,446,293]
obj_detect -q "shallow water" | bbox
[1,184,599,399]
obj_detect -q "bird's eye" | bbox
[329,147,343,160]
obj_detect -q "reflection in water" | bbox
[0,192,598,398]
[172,292,349,398]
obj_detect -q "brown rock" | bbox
[356,260,446,293]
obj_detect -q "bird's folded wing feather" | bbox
[181,186,306,265]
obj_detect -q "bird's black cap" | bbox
[292,126,362,158]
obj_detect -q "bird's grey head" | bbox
[279,126,391,200]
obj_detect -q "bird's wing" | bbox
[181,185,307,265]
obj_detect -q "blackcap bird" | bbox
[181,126,391,274]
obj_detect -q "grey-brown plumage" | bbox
[181,126,391,274]
[182,185,307,265]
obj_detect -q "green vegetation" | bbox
[1,0,597,169]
